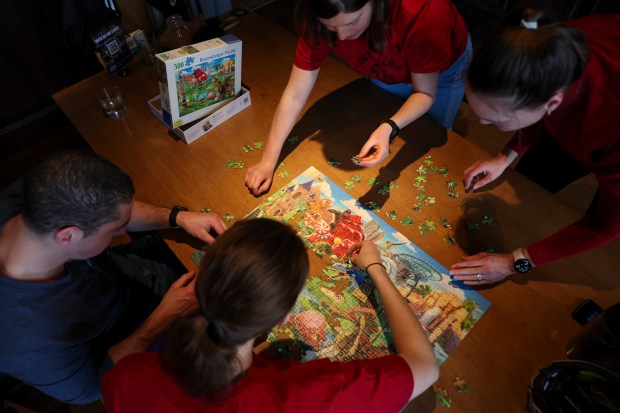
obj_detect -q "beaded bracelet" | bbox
[365,262,386,273]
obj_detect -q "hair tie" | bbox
[520,19,538,30]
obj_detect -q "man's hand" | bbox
[152,271,199,321]
[176,211,227,244]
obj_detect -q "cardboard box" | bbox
[155,34,242,128]
[148,87,252,145]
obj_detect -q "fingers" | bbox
[174,270,196,287]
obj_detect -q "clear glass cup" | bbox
[97,87,127,119]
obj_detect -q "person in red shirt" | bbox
[449,10,620,285]
[102,218,438,412]
[245,0,471,196]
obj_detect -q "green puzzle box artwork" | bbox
[198,167,492,364]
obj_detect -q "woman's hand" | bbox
[463,149,517,191]
[245,160,276,196]
[449,252,515,285]
[355,124,393,167]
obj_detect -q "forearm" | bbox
[388,91,434,130]
[107,308,172,363]
[261,66,319,165]
[368,266,438,397]
[126,201,172,232]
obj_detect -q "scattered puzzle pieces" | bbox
[435,387,452,407]
[226,160,244,169]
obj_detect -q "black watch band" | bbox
[169,205,188,228]
[380,119,400,141]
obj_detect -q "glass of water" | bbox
[97,87,127,118]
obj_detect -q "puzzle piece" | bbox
[223,213,235,222]
[350,175,362,183]
[365,202,380,212]
[328,158,341,167]
[344,181,355,190]
[242,144,253,152]
[279,170,290,178]
[351,156,361,164]
[401,216,414,226]
[200,207,212,214]
[253,141,264,149]
[386,211,398,220]
[435,387,452,407]
[440,217,452,229]
[481,215,494,226]
[367,177,380,187]
[287,135,299,144]
[443,235,456,246]
[454,375,469,393]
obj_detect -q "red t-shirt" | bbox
[102,352,413,413]
[506,14,620,265]
[294,0,469,83]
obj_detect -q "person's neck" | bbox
[235,339,255,375]
[0,215,66,282]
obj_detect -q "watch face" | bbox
[514,258,532,273]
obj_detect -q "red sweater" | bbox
[102,352,413,413]
[294,0,469,82]
[506,14,620,265]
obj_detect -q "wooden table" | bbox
[53,12,620,413]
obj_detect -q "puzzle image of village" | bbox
[175,55,236,117]
[246,167,491,365]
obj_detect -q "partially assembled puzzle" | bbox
[242,166,491,364]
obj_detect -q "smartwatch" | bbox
[512,248,533,273]
[169,205,188,228]
[380,119,400,141]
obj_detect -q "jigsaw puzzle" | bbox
[243,166,491,365]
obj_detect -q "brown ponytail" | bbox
[160,218,309,397]
[467,7,589,109]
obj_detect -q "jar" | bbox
[158,14,192,50]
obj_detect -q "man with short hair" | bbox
[0,150,227,404]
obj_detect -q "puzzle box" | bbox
[155,34,242,128]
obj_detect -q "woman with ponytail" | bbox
[102,218,438,412]
[449,8,620,285]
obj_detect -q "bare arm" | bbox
[127,201,227,244]
[348,241,439,400]
[245,66,320,195]
[357,72,439,166]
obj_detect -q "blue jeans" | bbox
[369,37,472,129]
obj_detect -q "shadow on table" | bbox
[279,78,448,208]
